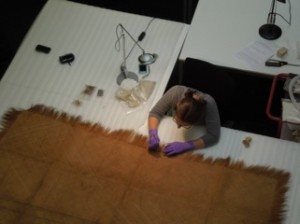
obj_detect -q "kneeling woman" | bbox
[148,85,220,156]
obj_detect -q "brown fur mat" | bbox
[0,105,290,224]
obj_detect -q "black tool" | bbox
[59,53,75,65]
[35,44,51,54]
[265,59,300,67]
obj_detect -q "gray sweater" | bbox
[149,85,220,147]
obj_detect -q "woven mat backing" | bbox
[0,105,290,224]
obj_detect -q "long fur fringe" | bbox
[0,104,290,223]
[0,104,149,148]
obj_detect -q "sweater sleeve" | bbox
[149,85,185,120]
[201,94,221,146]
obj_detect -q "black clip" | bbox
[265,59,287,67]
[59,53,75,65]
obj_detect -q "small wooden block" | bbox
[276,47,288,58]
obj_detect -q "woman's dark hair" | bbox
[174,89,206,124]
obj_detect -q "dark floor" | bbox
[0,0,283,138]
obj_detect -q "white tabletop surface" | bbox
[180,0,300,76]
[0,0,189,130]
[1,1,299,223]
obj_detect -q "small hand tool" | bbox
[265,59,300,67]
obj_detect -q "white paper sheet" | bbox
[235,40,276,68]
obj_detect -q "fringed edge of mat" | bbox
[181,154,290,224]
[0,104,290,223]
[0,107,22,139]
[0,104,149,148]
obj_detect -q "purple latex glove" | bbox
[148,129,160,151]
[163,141,194,156]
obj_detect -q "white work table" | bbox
[180,0,300,76]
[0,0,189,130]
[0,1,299,224]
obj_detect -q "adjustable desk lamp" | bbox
[116,24,158,85]
[259,0,286,40]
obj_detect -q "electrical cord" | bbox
[138,17,155,41]
[276,0,292,25]
[115,18,156,64]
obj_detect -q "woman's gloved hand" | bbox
[163,141,194,156]
[148,129,160,151]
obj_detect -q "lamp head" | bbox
[139,53,158,65]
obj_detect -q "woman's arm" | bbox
[200,95,221,147]
[148,116,160,130]
[148,85,185,129]
[191,138,205,149]
[147,86,185,151]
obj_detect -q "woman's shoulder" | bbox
[168,85,187,90]
[167,85,189,94]
[167,85,216,102]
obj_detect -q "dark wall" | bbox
[0,0,47,79]
[69,0,198,24]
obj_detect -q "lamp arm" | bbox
[267,0,277,24]
[118,24,145,55]
[121,30,127,68]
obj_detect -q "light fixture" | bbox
[259,0,286,40]
[115,24,158,85]
[118,24,158,65]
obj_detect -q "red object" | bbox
[266,73,290,137]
